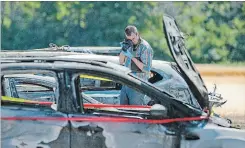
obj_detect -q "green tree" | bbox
[1,1,245,63]
[169,2,245,63]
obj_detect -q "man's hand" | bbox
[122,50,133,59]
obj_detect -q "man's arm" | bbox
[119,51,126,65]
[131,47,153,72]
[131,57,144,70]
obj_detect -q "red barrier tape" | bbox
[1,116,208,124]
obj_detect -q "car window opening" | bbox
[75,73,152,113]
[1,72,58,108]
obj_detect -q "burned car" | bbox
[1,53,233,127]
[1,56,209,148]
[1,15,245,148]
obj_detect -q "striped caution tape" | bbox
[79,74,111,81]
[1,96,52,105]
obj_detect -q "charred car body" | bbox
[1,56,208,148]
[1,15,245,148]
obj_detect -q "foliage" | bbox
[170,2,245,63]
[1,1,245,63]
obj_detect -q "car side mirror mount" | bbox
[150,104,168,119]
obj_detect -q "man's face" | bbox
[126,32,139,45]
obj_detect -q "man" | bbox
[119,25,153,105]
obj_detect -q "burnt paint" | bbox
[69,114,180,148]
[1,106,69,148]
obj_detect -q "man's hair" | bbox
[125,25,138,36]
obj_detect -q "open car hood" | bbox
[162,15,209,108]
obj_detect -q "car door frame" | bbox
[1,69,72,148]
[67,65,208,148]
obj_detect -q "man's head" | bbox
[125,25,140,45]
